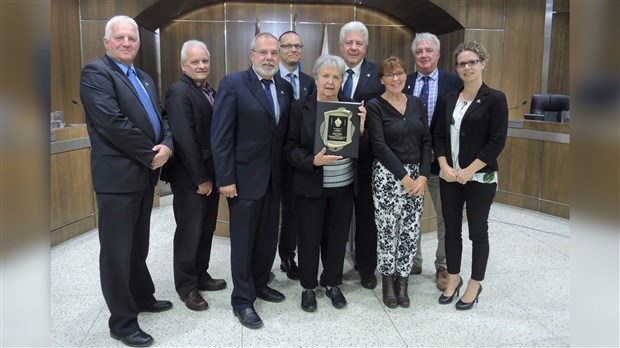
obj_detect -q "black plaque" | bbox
[314,100,361,158]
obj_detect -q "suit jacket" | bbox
[433,83,508,173]
[161,74,216,189]
[344,59,385,103]
[284,93,369,198]
[79,54,173,193]
[211,67,294,200]
[403,69,463,174]
[298,71,316,100]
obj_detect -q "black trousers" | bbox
[278,170,297,260]
[440,180,497,281]
[354,174,378,276]
[297,184,354,289]
[170,184,220,299]
[228,187,280,310]
[97,188,156,336]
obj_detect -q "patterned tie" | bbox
[261,79,277,123]
[199,82,215,105]
[342,69,354,98]
[287,73,298,100]
[419,75,430,115]
[127,68,161,141]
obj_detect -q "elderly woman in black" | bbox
[284,54,367,312]
[365,56,431,308]
[434,41,508,310]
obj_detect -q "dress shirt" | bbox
[412,68,439,125]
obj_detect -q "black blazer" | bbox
[161,74,216,189]
[211,67,294,200]
[79,54,173,193]
[434,83,508,173]
[298,71,316,100]
[284,93,369,198]
[341,59,385,103]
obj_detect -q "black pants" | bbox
[278,171,297,261]
[354,175,377,276]
[228,187,280,310]
[97,188,156,336]
[297,185,354,289]
[440,180,497,281]
[170,184,219,299]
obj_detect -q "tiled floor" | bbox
[51,197,569,347]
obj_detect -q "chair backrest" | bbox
[529,94,570,122]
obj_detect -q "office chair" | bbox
[529,94,570,122]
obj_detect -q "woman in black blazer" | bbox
[284,54,367,312]
[433,41,508,310]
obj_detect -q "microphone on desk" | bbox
[72,100,81,106]
[509,100,527,110]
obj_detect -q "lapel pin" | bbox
[145,82,149,86]
[280,91,284,94]
[366,73,371,77]
[476,99,481,103]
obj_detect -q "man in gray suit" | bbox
[79,15,173,348]
[277,30,316,280]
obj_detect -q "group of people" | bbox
[79,14,508,347]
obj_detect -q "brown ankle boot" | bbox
[395,275,410,308]
[382,275,398,308]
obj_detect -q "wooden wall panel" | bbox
[465,0,504,29]
[540,141,569,204]
[80,0,157,20]
[226,1,291,21]
[437,30,465,72]
[292,4,353,24]
[51,0,83,124]
[463,29,503,90]
[498,138,543,198]
[548,11,569,95]
[80,21,107,67]
[501,0,545,118]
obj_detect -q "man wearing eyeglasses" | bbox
[211,32,294,329]
[277,31,316,282]
[402,32,462,291]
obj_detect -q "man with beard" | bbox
[211,32,294,329]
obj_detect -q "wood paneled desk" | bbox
[495,120,569,219]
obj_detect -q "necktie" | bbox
[342,69,354,98]
[261,79,277,122]
[127,68,161,141]
[419,75,430,115]
[199,82,215,105]
[287,73,298,100]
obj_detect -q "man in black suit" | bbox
[402,32,463,291]
[79,15,173,347]
[211,32,294,329]
[338,21,384,290]
[161,40,227,312]
[277,30,316,280]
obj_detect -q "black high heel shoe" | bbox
[455,284,482,310]
[438,277,463,304]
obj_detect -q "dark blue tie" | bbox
[419,75,430,114]
[127,68,161,141]
[261,79,277,122]
[342,69,354,98]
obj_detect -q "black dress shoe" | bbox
[256,286,285,303]
[182,288,209,311]
[326,286,347,309]
[301,289,317,312]
[137,300,172,313]
[360,273,377,289]
[438,277,463,305]
[197,272,227,291]
[456,284,482,310]
[233,307,263,329]
[110,329,153,347]
[280,257,300,280]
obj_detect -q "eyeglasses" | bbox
[252,50,279,58]
[280,44,303,50]
[383,71,406,79]
[455,59,481,69]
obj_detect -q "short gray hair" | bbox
[312,54,347,80]
[411,32,440,53]
[104,15,139,42]
[180,40,210,63]
[339,21,369,45]
[250,32,278,50]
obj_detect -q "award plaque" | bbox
[314,100,361,158]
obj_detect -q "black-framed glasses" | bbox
[280,44,303,50]
[383,71,406,79]
[455,59,480,69]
